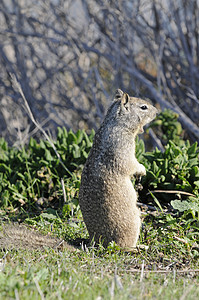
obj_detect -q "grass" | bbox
[0,246,198,299]
[0,211,198,300]
[0,122,198,299]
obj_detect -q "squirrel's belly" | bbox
[79,177,141,248]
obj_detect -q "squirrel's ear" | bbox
[120,93,130,112]
[114,89,124,100]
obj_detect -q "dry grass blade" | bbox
[147,190,196,197]
[33,277,45,300]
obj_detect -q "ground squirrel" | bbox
[79,89,157,249]
[0,90,156,252]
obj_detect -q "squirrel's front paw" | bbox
[135,164,146,178]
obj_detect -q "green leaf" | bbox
[160,175,166,182]
[89,129,95,141]
[146,170,157,180]
[67,130,77,145]
[162,158,168,173]
[0,138,8,151]
[171,200,199,213]
[0,163,12,173]
[72,144,81,158]
[187,142,198,156]
[76,130,83,144]
[190,166,199,179]
[149,191,163,212]
[45,149,53,161]
[57,127,63,140]
[40,139,47,149]
[62,127,68,138]
[82,150,89,159]
[41,213,57,220]
[83,131,92,148]
[194,180,199,187]
[188,158,198,167]
[29,137,37,148]
[152,161,159,174]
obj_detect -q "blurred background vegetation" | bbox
[0,0,199,147]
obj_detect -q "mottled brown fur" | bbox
[79,89,157,248]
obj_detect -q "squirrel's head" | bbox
[113,89,158,134]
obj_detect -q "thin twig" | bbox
[147,190,196,197]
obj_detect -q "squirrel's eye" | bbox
[141,105,148,110]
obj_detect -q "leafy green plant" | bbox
[0,129,94,214]
[135,110,199,219]
[150,109,184,145]
[143,141,199,191]
[139,140,199,218]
